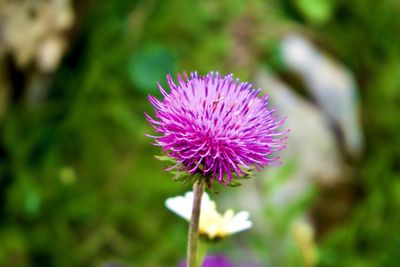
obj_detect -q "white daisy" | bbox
[165,191,252,239]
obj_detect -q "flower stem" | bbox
[187,181,204,267]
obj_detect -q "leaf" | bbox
[294,0,334,24]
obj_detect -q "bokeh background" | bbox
[0,0,399,266]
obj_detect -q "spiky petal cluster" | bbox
[146,72,287,185]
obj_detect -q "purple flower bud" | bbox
[179,254,262,267]
[180,255,232,267]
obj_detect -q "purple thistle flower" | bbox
[179,254,261,267]
[146,72,287,185]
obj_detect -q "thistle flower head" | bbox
[146,72,287,185]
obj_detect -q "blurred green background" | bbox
[0,0,399,266]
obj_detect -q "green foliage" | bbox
[293,0,334,24]
[311,1,400,266]
[128,45,176,93]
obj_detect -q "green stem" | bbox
[187,181,204,267]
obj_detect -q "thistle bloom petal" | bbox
[146,72,287,185]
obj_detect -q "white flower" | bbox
[165,191,252,239]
